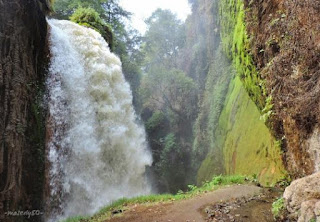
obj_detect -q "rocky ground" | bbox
[204,188,282,222]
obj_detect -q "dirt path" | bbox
[204,188,281,221]
[107,185,262,222]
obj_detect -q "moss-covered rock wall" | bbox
[194,0,287,186]
[197,76,287,186]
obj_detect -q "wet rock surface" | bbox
[284,172,320,222]
[204,188,282,222]
[0,0,49,221]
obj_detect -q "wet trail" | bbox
[105,185,278,222]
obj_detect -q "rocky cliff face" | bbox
[196,0,320,185]
[194,0,287,186]
[0,0,49,221]
[244,0,320,178]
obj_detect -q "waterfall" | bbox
[46,19,152,220]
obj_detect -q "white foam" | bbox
[47,19,152,220]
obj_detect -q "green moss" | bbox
[192,0,288,186]
[197,77,287,186]
[220,0,266,110]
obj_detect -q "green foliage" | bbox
[203,175,247,188]
[164,133,176,150]
[260,96,274,123]
[272,197,285,218]
[182,0,220,89]
[220,0,266,110]
[53,0,106,19]
[149,132,191,192]
[70,7,102,24]
[140,8,207,192]
[276,176,291,187]
[70,7,113,47]
[187,184,198,192]
[140,66,197,192]
[53,0,130,23]
[146,111,165,131]
[143,9,186,69]
[193,175,247,192]
[141,67,197,121]
[157,134,179,172]
[176,189,184,195]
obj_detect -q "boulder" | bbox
[284,172,320,221]
[298,199,318,222]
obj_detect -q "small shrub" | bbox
[70,7,113,48]
[276,175,291,188]
[272,197,285,218]
[260,96,273,122]
[212,175,223,185]
[212,175,246,185]
[146,111,165,131]
[176,190,184,195]
[70,7,102,25]
[187,184,198,192]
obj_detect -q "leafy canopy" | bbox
[70,7,113,47]
[143,9,186,70]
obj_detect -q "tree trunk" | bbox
[0,1,48,221]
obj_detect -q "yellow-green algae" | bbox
[198,77,287,186]
[220,0,266,110]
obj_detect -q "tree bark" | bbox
[0,1,48,221]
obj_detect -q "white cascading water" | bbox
[46,19,152,220]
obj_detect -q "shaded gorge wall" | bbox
[191,0,287,186]
[0,0,49,221]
